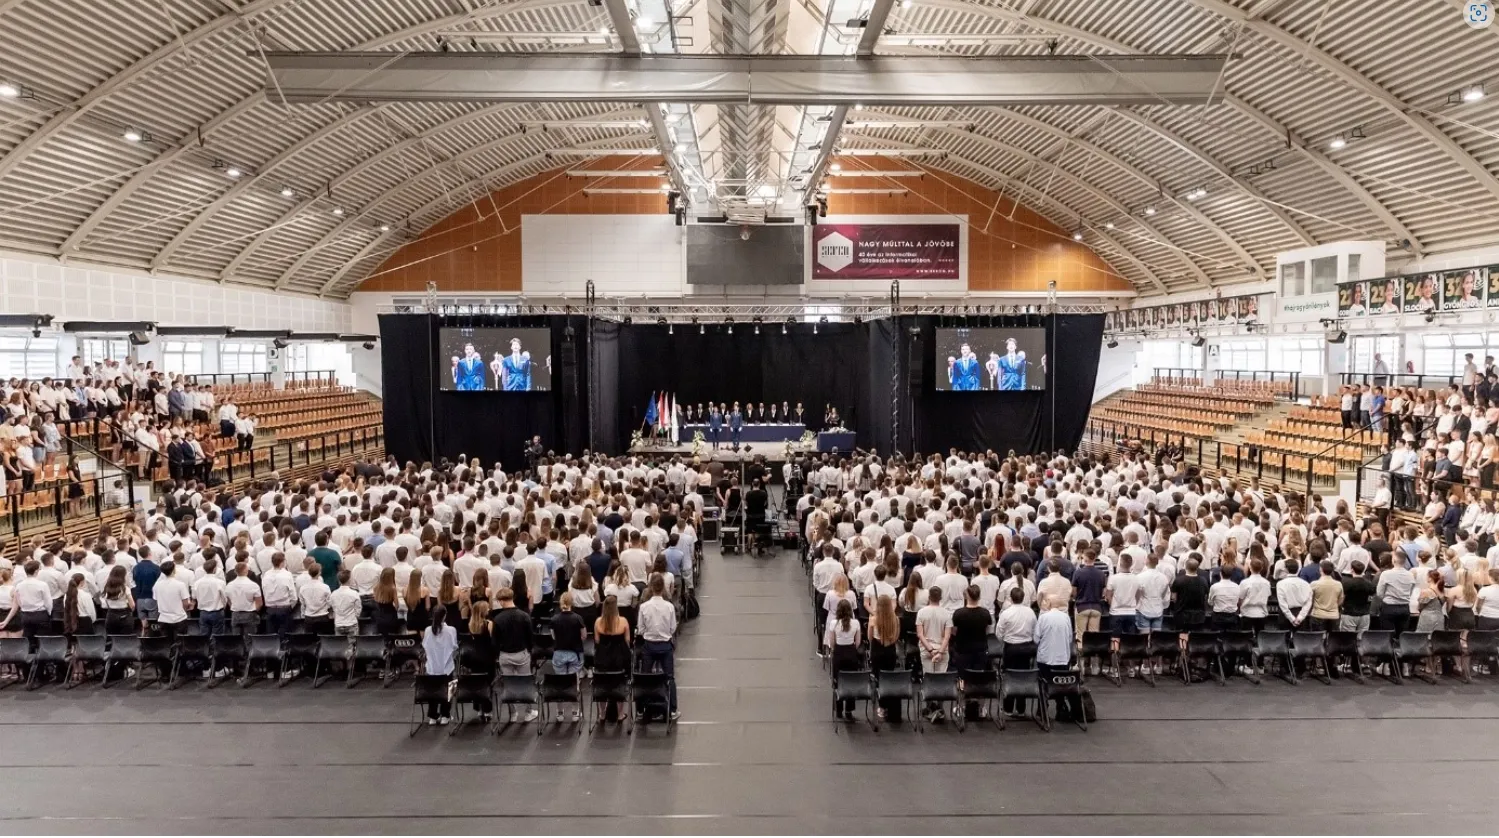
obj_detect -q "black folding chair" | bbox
[540,672,583,735]
[101,634,140,689]
[450,674,496,735]
[136,636,176,689]
[1324,631,1362,683]
[917,670,960,725]
[241,634,285,687]
[873,669,918,731]
[1290,631,1329,685]
[831,669,876,728]
[281,634,321,687]
[1077,632,1112,678]
[1396,632,1434,684]
[209,634,246,688]
[67,634,108,689]
[409,674,451,736]
[0,636,33,688]
[1182,632,1223,685]
[384,636,423,687]
[347,635,387,687]
[172,634,213,689]
[1149,630,1184,680]
[998,668,1045,731]
[1467,630,1499,679]
[1040,669,1090,732]
[457,636,495,675]
[630,671,675,730]
[1252,630,1293,683]
[1429,630,1468,684]
[1113,633,1152,686]
[1357,630,1399,683]
[957,669,1000,732]
[1219,631,1257,684]
[495,674,540,727]
[588,671,633,734]
[27,635,69,689]
[307,635,349,687]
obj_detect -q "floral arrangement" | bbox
[692,430,705,458]
[800,430,817,445]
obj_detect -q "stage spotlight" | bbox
[362,341,375,350]
[700,323,705,334]
[1105,335,1119,349]
[1324,328,1347,344]
[782,322,788,335]
[623,315,632,325]
[668,323,674,335]
[1190,333,1206,348]
[1424,310,1436,324]
[657,316,667,326]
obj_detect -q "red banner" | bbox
[810,223,961,279]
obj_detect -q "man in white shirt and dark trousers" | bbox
[637,574,679,720]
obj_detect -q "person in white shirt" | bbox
[226,563,263,635]
[191,559,228,635]
[298,570,333,635]
[1105,554,1141,632]
[636,575,679,719]
[1274,561,1314,631]
[349,548,383,596]
[151,561,193,640]
[329,570,363,636]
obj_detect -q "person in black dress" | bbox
[372,568,402,635]
[403,573,430,635]
[825,600,863,721]
[593,595,634,722]
[868,593,902,722]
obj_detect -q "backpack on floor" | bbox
[683,591,700,621]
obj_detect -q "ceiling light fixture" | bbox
[1072,230,1084,241]
[659,182,672,192]
[1462,84,1486,102]
[280,186,294,198]
[854,103,864,111]
[332,207,344,216]
[224,166,242,178]
[830,163,842,172]
[379,223,390,231]
[1105,221,1115,229]
[598,25,610,35]
[1186,187,1206,201]
[1144,206,1157,216]
[122,127,143,143]
[0,82,18,98]
[1328,135,1346,150]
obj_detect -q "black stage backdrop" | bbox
[382,312,1102,463]
[608,322,872,452]
[379,314,587,470]
[905,313,1104,455]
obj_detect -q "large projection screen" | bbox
[686,224,804,285]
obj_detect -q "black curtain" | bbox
[907,313,1104,456]
[378,314,585,471]
[382,312,1102,463]
[609,323,871,452]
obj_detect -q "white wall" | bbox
[0,249,350,331]
[1093,338,1140,403]
[522,214,686,297]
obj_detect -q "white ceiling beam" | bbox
[847,134,1170,293]
[798,0,891,207]
[1186,0,1499,206]
[602,0,691,198]
[1222,92,1424,255]
[891,125,1216,286]
[219,102,535,280]
[59,92,267,255]
[151,103,386,271]
[0,0,293,184]
[261,52,1234,106]
[905,0,1424,265]
[971,106,1263,277]
[288,127,641,291]
[1109,108,1316,248]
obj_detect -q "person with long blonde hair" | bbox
[869,594,902,721]
[372,567,401,635]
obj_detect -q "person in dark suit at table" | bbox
[768,403,778,423]
[795,402,805,425]
[729,403,744,447]
[757,402,768,424]
[708,404,723,450]
[781,401,791,423]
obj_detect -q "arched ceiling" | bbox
[0,0,1494,299]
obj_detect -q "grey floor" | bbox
[3,544,1498,834]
